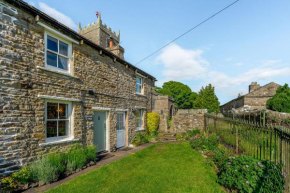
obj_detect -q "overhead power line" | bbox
[134,0,240,65]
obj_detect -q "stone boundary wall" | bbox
[171,109,207,133]
[266,110,290,127]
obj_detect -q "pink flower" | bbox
[228,162,231,165]
[246,181,249,184]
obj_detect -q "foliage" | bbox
[66,144,88,172]
[47,152,66,177]
[147,113,160,134]
[155,81,198,109]
[167,118,172,127]
[267,83,290,113]
[212,144,234,169]
[192,84,220,113]
[259,161,285,193]
[190,134,220,151]
[46,143,223,193]
[85,145,98,162]
[131,132,149,147]
[176,129,201,141]
[30,156,59,184]
[218,155,263,193]
[0,166,32,192]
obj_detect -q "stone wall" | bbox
[266,110,290,127]
[0,0,155,177]
[153,95,176,133]
[171,109,207,133]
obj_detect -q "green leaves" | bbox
[192,84,220,113]
[155,81,197,109]
[267,83,290,113]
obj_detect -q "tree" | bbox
[192,84,220,113]
[155,81,197,109]
[266,84,290,113]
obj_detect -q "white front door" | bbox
[116,112,125,148]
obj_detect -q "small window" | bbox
[45,32,72,72]
[135,109,143,130]
[136,77,143,94]
[45,101,72,142]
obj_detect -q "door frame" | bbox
[116,109,129,147]
[92,108,110,152]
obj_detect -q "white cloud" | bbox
[156,44,209,81]
[28,1,36,7]
[235,62,243,66]
[38,2,77,30]
[262,59,282,66]
[208,65,290,90]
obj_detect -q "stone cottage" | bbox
[0,0,156,176]
[220,82,280,112]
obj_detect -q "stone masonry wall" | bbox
[0,0,154,177]
[171,109,207,133]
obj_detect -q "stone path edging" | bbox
[23,143,154,193]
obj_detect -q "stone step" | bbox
[0,162,15,169]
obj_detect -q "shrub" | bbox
[30,156,59,184]
[0,176,17,192]
[187,129,201,137]
[11,166,32,185]
[267,83,290,113]
[147,113,160,134]
[190,134,220,151]
[131,132,149,146]
[212,144,234,169]
[47,152,66,176]
[218,155,264,193]
[66,144,87,172]
[259,161,285,193]
[86,145,97,162]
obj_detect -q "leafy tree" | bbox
[155,81,197,109]
[192,84,220,113]
[267,84,290,113]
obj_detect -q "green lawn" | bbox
[46,142,223,193]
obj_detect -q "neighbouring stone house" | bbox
[0,0,156,176]
[220,82,280,113]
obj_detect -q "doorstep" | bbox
[23,143,154,193]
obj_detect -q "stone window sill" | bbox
[39,138,79,147]
[37,66,80,79]
[135,128,145,132]
[135,92,146,97]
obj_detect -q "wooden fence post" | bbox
[235,124,239,154]
[214,114,217,135]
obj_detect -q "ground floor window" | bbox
[45,100,72,142]
[135,109,143,130]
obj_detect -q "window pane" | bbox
[58,121,68,136]
[136,85,140,93]
[47,51,57,67]
[136,77,141,84]
[59,41,68,56]
[59,104,67,119]
[58,56,68,70]
[47,103,58,119]
[47,121,57,138]
[47,35,58,52]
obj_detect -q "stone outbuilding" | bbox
[220,82,280,112]
[0,0,156,176]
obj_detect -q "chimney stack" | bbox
[249,82,260,93]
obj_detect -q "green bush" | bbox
[30,156,59,184]
[47,152,66,176]
[267,83,290,113]
[86,145,97,162]
[131,132,149,146]
[66,144,87,172]
[212,145,234,169]
[259,161,285,193]
[0,166,32,192]
[187,129,201,137]
[147,113,160,134]
[218,155,264,193]
[190,134,220,151]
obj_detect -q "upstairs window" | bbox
[45,32,72,72]
[136,77,143,94]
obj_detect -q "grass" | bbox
[46,142,223,193]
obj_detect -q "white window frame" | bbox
[136,76,143,94]
[135,109,143,131]
[45,100,74,143]
[44,31,73,74]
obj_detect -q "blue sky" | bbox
[26,0,290,105]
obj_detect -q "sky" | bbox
[26,0,290,105]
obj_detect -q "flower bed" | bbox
[0,144,97,192]
[190,134,286,193]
